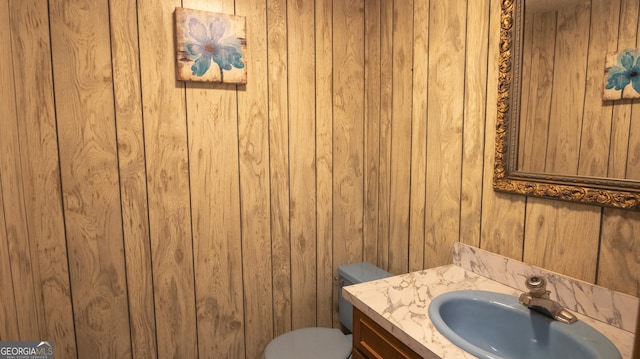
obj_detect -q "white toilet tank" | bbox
[337,262,392,332]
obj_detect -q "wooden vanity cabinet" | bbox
[352,307,422,359]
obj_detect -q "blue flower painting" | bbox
[603,48,640,100]
[175,8,247,84]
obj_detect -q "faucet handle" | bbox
[525,276,550,298]
[555,309,578,324]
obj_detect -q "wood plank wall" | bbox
[0,0,637,358]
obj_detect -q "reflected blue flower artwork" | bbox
[175,8,247,84]
[603,48,640,100]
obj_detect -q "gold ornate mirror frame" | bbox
[493,0,640,210]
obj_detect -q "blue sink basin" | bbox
[428,290,621,359]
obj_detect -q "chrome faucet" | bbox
[518,276,577,324]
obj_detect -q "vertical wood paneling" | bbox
[578,0,619,177]
[183,1,246,357]
[460,0,490,248]
[53,18,129,357]
[0,1,19,340]
[627,109,640,178]
[626,11,640,179]
[519,1,603,285]
[188,80,245,358]
[288,0,317,329]
[518,1,640,179]
[0,56,42,339]
[408,0,428,272]
[479,0,526,260]
[524,200,600,282]
[545,3,590,175]
[598,0,640,301]
[332,0,365,325]
[1,0,43,341]
[236,0,273,356]
[517,9,534,164]
[109,0,158,357]
[49,0,132,356]
[388,0,413,274]
[377,0,394,271]
[510,0,638,297]
[8,1,76,355]
[333,0,365,268]
[608,0,639,178]
[0,188,19,340]
[424,0,466,267]
[316,0,335,329]
[635,302,640,357]
[364,0,381,266]
[1,1,638,357]
[137,0,198,357]
[333,0,366,330]
[518,12,556,172]
[267,0,292,337]
[599,209,640,297]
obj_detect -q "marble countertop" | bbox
[342,263,636,359]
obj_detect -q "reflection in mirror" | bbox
[493,0,640,209]
[519,0,640,179]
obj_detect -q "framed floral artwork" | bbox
[603,48,640,100]
[175,7,247,84]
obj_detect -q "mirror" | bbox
[493,0,640,210]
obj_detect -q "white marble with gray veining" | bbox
[343,248,637,358]
[453,242,639,333]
